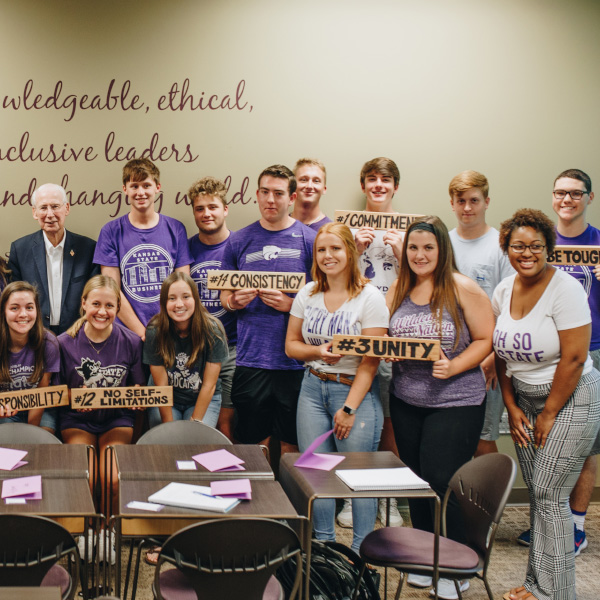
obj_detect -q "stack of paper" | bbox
[192,449,245,472]
[335,468,430,491]
[0,447,28,471]
[148,482,240,512]
[210,478,252,500]
[2,474,42,502]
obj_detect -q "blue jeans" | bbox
[148,394,222,429]
[296,368,383,552]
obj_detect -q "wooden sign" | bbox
[206,270,306,292]
[547,245,600,266]
[71,386,173,409]
[0,385,69,413]
[332,335,441,361]
[334,210,424,231]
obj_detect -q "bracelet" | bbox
[226,296,237,312]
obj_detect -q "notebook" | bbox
[148,482,240,513]
[335,467,430,491]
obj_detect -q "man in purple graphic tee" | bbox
[93,158,192,340]
[220,165,316,454]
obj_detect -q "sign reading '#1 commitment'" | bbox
[206,270,306,292]
[547,246,600,266]
[0,385,69,413]
[334,211,424,231]
[332,335,441,361]
[71,386,173,409]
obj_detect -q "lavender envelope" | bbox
[294,429,346,471]
[2,474,42,500]
[192,449,245,472]
[210,478,252,500]
[0,447,28,471]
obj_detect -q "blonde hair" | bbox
[448,170,489,198]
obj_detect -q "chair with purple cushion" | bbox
[352,453,516,600]
[153,518,302,600]
[0,514,80,600]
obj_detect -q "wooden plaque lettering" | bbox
[332,335,441,361]
[334,210,424,231]
[206,270,306,292]
[71,386,173,409]
[0,385,69,413]
[547,245,600,266]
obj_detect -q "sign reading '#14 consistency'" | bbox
[332,335,441,361]
[334,211,424,231]
[548,246,600,266]
[0,385,69,413]
[206,270,305,293]
[71,386,173,409]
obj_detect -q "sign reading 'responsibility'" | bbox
[71,386,173,409]
[0,385,69,412]
[547,246,600,266]
[332,335,441,361]
[334,211,424,231]
[206,270,305,293]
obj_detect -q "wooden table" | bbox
[279,451,440,600]
[0,443,89,479]
[0,588,61,600]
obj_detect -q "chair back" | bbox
[155,518,302,600]
[0,423,61,444]
[445,453,516,558]
[0,514,78,597]
[137,420,232,445]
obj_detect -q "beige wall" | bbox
[0,0,598,251]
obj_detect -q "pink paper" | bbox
[219,464,246,472]
[210,478,251,498]
[0,447,28,471]
[192,449,245,472]
[294,429,346,471]
[2,475,42,499]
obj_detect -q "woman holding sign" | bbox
[494,210,600,600]
[0,281,59,426]
[386,216,493,598]
[285,222,388,552]
[58,275,145,562]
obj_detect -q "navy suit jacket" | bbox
[8,229,100,334]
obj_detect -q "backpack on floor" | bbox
[276,539,381,600]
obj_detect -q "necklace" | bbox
[86,333,109,355]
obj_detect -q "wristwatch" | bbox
[342,405,357,415]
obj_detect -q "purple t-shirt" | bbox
[188,234,237,345]
[221,220,316,370]
[308,215,332,232]
[93,214,193,326]
[389,297,485,407]
[555,224,600,351]
[58,323,145,429]
[0,330,60,391]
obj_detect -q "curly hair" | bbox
[499,209,556,255]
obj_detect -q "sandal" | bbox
[145,545,162,566]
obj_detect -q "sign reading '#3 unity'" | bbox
[0,385,69,413]
[547,246,600,266]
[332,335,441,361]
[71,386,173,409]
[334,211,424,231]
[206,270,306,292]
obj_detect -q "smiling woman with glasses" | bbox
[494,208,600,600]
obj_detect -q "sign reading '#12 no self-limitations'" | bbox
[206,270,306,292]
[547,246,600,266]
[71,386,173,409]
[332,335,441,361]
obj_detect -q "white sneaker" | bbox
[407,573,432,587]
[77,532,95,561]
[97,529,117,565]
[378,498,403,527]
[429,578,469,600]
[336,499,353,528]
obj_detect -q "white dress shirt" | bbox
[43,231,66,326]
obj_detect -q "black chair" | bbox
[136,420,232,446]
[0,422,61,444]
[153,518,302,600]
[0,514,80,600]
[352,453,516,600]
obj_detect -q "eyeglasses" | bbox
[509,244,546,254]
[553,190,588,200]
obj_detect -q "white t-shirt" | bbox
[449,227,514,300]
[290,282,389,375]
[492,269,592,385]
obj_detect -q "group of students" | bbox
[0,156,597,600]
